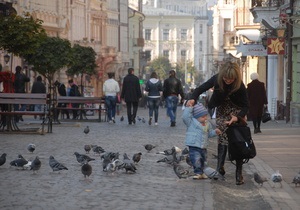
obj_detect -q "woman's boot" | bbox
[216,144,227,176]
[236,159,244,185]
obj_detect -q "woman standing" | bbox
[247,73,268,133]
[145,72,163,125]
[187,61,249,185]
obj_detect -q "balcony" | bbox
[250,0,287,29]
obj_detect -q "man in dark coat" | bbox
[68,79,81,119]
[247,72,268,133]
[31,76,46,119]
[14,66,30,122]
[121,68,142,124]
[163,70,184,127]
[54,80,70,120]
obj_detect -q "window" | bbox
[200,24,203,34]
[145,50,151,60]
[199,41,203,52]
[145,29,151,40]
[163,50,169,58]
[181,50,186,57]
[224,19,231,32]
[163,29,169,41]
[181,29,187,40]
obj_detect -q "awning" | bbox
[236,29,261,42]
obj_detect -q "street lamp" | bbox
[4,54,10,64]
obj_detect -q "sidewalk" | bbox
[0,107,299,209]
[245,120,300,210]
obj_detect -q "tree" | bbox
[24,36,71,85]
[148,56,172,80]
[0,13,46,57]
[67,44,97,94]
[175,60,197,86]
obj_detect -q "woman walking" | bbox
[145,72,163,125]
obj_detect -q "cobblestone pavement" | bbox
[0,106,299,210]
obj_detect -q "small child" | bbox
[182,103,221,179]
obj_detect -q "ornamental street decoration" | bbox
[267,38,285,55]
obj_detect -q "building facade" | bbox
[0,0,140,98]
[142,0,210,86]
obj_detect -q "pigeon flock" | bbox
[1,124,299,188]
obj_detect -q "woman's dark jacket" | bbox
[191,74,249,118]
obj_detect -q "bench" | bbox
[0,93,50,134]
[56,96,107,122]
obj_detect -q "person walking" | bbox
[247,72,268,134]
[121,68,142,125]
[187,61,249,185]
[182,103,221,179]
[31,76,46,119]
[54,80,70,120]
[103,72,120,123]
[163,70,184,127]
[145,72,163,126]
[68,79,81,119]
[14,66,30,122]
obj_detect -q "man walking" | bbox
[163,70,184,127]
[103,72,120,123]
[121,68,142,125]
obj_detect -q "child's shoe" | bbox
[193,174,203,180]
[201,174,208,179]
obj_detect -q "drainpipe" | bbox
[286,0,294,123]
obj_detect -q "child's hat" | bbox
[193,103,208,118]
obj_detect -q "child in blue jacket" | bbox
[182,103,221,179]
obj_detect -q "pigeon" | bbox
[157,155,176,164]
[84,145,92,154]
[181,147,189,156]
[203,167,219,180]
[101,152,120,161]
[142,118,146,123]
[271,170,283,187]
[81,162,92,178]
[137,116,142,121]
[254,172,268,186]
[106,159,123,173]
[84,126,90,135]
[120,116,124,121]
[27,143,36,153]
[49,156,68,172]
[121,153,137,173]
[30,156,41,173]
[102,155,112,171]
[0,153,7,166]
[157,146,176,156]
[132,152,142,164]
[144,144,156,152]
[10,155,29,169]
[292,171,300,187]
[74,152,95,165]
[173,163,190,179]
[92,145,105,155]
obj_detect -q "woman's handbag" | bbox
[262,108,271,123]
[226,124,256,163]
